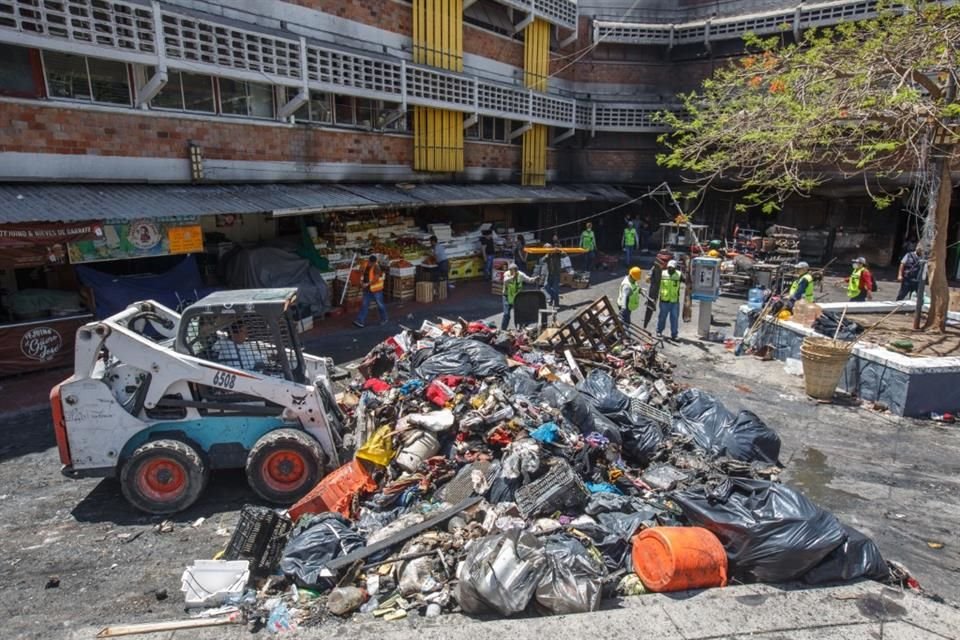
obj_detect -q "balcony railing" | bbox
[594,0,884,46]
[0,0,668,132]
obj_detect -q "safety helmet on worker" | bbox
[629,267,642,280]
[707,249,720,258]
[667,259,678,269]
[796,261,810,271]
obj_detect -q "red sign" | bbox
[0,222,103,268]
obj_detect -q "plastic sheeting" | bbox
[456,529,547,616]
[671,389,781,465]
[76,255,213,318]
[279,513,366,589]
[223,247,330,315]
[535,534,605,614]
[802,525,888,585]
[672,478,846,583]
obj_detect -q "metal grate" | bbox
[311,46,402,96]
[161,10,301,80]
[407,65,474,108]
[594,0,882,45]
[477,81,527,118]
[497,0,577,31]
[0,0,155,53]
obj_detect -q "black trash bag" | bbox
[279,513,366,590]
[577,370,631,415]
[803,526,888,585]
[620,419,664,466]
[504,368,543,397]
[568,520,637,573]
[412,336,508,379]
[671,389,781,465]
[672,478,845,583]
[535,534,605,614]
[456,529,548,616]
[597,511,650,541]
[538,382,622,444]
[813,312,864,342]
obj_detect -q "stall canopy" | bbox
[0,183,631,223]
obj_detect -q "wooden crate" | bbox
[415,281,434,303]
[389,274,415,301]
[433,282,447,301]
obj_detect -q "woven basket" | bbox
[800,336,851,400]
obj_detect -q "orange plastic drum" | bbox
[631,527,728,592]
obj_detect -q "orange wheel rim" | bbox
[262,450,308,493]
[136,457,187,502]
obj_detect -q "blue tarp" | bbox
[76,255,216,318]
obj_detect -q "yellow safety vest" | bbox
[660,270,681,303]
[580,230,596,251]
[847,266,864,299]
[627,280,641,310]
[504,274,523,304]
[789,273,815,302]
[623,228,637,247]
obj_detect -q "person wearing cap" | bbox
[539,244,562,308]
[214,320,265,371]
[896,243,924,301]
[788,261,815,303]
[354,254,387,328]
[500,263,538,329]
[623,221,639,266]
[580,222,597,272]
[617,266,644,326]
[429,235,450,289]
[844,257,874,302]
[657,259,683,339]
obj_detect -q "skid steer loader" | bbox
[50,288,346,514]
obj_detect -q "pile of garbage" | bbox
[181,313,896,633]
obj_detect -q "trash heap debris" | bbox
[124,304,907,635]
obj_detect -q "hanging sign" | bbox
[68,217,202,263]
[0,222,103,268]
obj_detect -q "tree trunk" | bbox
[923,155,952,332]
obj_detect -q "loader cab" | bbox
[176,288,307,383]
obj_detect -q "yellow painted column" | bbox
[412,0,464,172]
[522,18,549,186]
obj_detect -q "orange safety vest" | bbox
[365,264,384,292]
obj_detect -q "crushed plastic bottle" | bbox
[930,412,956,424]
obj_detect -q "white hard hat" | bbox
[507,262,518,270]
[667,260,678,268]
[543,243,552,248]
[796,261,809,270]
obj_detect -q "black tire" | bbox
[120,439,208,515]
[246,429,325,504]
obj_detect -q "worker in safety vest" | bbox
[580,222,597,272]
[501,263,538,330]
[844,256,874,302]
[354,254,388,328]
[623,221,639,267]
[617,266,644,326]
[788,261,815,304]
[657,259,683,340]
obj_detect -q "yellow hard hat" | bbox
[708,249,720,257]
[629,267,642,279]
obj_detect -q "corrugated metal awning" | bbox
[0,182,630,223]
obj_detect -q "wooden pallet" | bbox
[542,296,627,352]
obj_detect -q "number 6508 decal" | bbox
[212,370,237,389]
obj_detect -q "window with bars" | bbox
[218,78,274,118]
[43,50,131,105]
[150,69,215,113]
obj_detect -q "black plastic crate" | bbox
[515,459,589,518]
[224,505,292,575]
